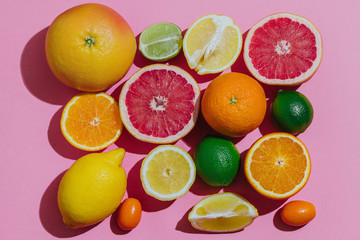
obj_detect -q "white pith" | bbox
[244,12,323,85]
[188,193,258,232]
[61,93,121,151]
[119,64,200,144]
[244,133,311,199]
[183,14,243,75]
[139,22,182,60]
[140,145,196,200]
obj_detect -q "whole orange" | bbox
[45,3,136,92]
[201,72,266,137]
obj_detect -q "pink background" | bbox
[1,0,359,239]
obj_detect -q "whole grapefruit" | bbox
[45,3,136,92]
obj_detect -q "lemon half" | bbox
[140,145,196,201]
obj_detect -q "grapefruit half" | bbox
[119,64,200,144]
[244,13,323,86]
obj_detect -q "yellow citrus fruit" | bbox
[201,72,267,137]
[183,14,242,75]
[188,192,258,233]
[58,148,127,228]
[46,3,136,92]
[61,92,123,151]
[244,132,311,199]
[140,145,196,201]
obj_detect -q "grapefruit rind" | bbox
[60,93,122,151]
[140,145,196,201]
[188,192,258,233]
[244,12,323,86]
[119,64,200,144]
[244,132,311,199]
[183,14,242,75]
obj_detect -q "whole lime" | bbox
[271,90,314,134]
[194,136,240,186]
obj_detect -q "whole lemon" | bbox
[46,3,136,92]
[58,148,127,228]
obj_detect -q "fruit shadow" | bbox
[133,30,221,84]
[273,208,305,231]
[47,106,98,160]
[112,81,160,155]
[109,210,132,235]
[230,30,301,136]
[39,171,98,237]
[20,27,80,105]
[126,159,175,212]
[224,150,287,215]
[258,85,300,136]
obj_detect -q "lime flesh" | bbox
[139,22,182,61]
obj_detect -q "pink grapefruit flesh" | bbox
[119,64,200,144]
[244,13,323,86]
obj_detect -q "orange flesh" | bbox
[64,94,122,148]
[249,137,308,194]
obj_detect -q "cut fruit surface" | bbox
[244,132,311,199]
[139,22,182,61]
[244,13,323,85]
[61,93,123,151]
[140,145,196,201]
[188,193,258,233]
[183,14,242,75]
[119,64,200,144]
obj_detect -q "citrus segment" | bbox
[61,93,122,151]
[188,193,258,232]
[139,22,182,61]
[140,145,196,201]
[183,14,242,75]
[119,64,200,144]
[244,12,323,85]
[244,132,311,199]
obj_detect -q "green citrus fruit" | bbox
[139,22,182,61]
[271,90,314,134]
[194,136,240,186]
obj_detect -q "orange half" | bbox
[244,132,311,199]
[61,92,123,151]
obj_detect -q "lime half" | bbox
[139,22,182,61]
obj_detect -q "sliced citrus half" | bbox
[188,192,258,233]
[140,145,196,201]
[119,64,200,144]
[61,92,123,151]
[244,132,311,199]
[139,22,183,61]
[183,14,242,75]
[244,12,323,85]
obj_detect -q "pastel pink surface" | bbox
[1,0,359,239]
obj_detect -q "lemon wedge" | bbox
[183,14,242,75]
[188,192,258,232]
